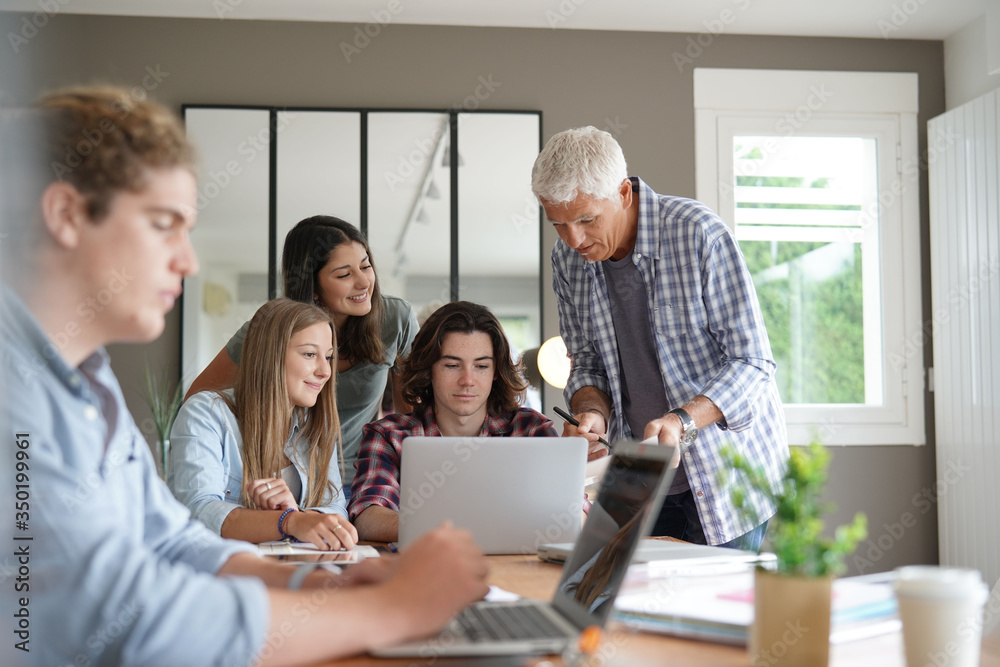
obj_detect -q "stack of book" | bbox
[613,567,900,645]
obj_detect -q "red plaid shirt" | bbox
[348,405,557,519]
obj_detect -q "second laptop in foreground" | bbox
[375,440,676,658]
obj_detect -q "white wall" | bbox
[944,11,1000,110]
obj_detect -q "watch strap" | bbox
[667,408,695,440]
[288,562,321,590]
[287,562,342,590]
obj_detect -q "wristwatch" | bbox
[667,408,699,447]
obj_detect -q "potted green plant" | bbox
[720,442,867,667]
[142,362,184,479]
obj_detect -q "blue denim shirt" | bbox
[169,389,348,534]
[0,288,269,667]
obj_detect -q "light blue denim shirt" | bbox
[169,389,348,535]
[0,288,269,667]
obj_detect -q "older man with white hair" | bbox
[533,126,788,550]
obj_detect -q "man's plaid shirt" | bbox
[552,177,789,544]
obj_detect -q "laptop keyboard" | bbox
[453,603,569,641]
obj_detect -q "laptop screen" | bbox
[550,443,675,630]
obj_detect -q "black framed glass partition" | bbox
[180,106,542,390]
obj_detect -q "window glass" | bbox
[732,136,882,406]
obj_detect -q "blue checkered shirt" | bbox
[552,177,789,544]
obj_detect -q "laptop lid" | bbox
[398,436,588,554]
[549,441,676,631]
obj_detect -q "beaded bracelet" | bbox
[278,507,299,542]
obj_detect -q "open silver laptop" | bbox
[374,441,676,658]
[397,436,588,555]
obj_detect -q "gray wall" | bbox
[944,16,1000,109]
[6,13,945,574]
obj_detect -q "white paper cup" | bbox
[894,566,989,667]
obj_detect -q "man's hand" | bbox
[562,411,609,461]
[643,414,683,469]
[339,554,400,587]
[566,387,614,461]
[381,522,489,638]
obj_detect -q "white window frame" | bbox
[694,68,925,446]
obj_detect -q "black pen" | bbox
[553,406,611,448]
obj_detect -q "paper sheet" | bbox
[485,585,521,602]
[258,541,381,558]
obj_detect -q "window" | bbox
[694,69,924,446]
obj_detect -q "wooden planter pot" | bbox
[750,569,832,667]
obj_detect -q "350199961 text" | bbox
[13,432,32,653]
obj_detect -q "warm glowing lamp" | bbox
[537,336,571,389]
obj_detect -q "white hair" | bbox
[531,126,628,205]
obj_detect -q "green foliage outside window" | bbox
[741,240,866,404]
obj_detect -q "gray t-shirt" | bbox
[226,295,419,488]
[603,255,689,494]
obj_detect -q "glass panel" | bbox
[456,112,541,352]
[275,110,361,288]
[366,112,451,315]
[182,108,271,389]
[733,135,881,406]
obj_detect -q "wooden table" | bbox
[323,553,1000,666]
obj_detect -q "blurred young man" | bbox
[0,87,487,667]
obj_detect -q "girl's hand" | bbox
[285,511,359,551]
[247,477,297,511]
